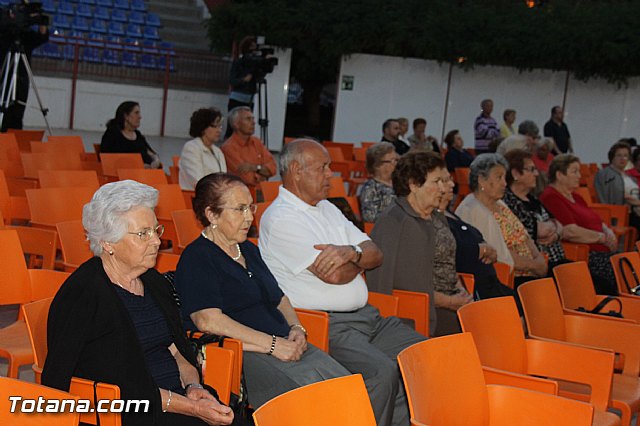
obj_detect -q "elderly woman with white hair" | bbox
[42,180,234,426]
[455,153,548,288]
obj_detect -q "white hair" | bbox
[82,180,158,255]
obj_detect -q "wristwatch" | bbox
[256,164,262,172]
[351,245,363,264]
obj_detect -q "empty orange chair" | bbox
[20,152,84,179]
[398,333,595,426]
[38,170,100,190]
[100,153,144,177]
[117,168,168,185]
[259,180,281,202]
[368,291,399,317]
[493,262,514,288]
[0,170,30,223]
[31,138,85,156]
[457,297,621,425]
[7,129,44,152]
[171,209,202,253]
[393,289,430,337]
[8,225,57,270]
[152,184,187,252]
[561,241,590,261]
[455,167,471,198]
[0,133,25,177]
[252,374,376,426]
[26,186,95,231]
[354,146,367,162]
[56,220,92,272]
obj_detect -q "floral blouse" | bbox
[358,178,396,223]
[432,212,459,295]
[493,203,533,276]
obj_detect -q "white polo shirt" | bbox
[259,187,370,311]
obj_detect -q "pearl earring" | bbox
[210,224,218,230]
[108,250,114,255]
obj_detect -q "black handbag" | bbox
[577,296,623,318]
[618,256,640,295]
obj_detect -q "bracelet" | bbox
[185,383,204,392]
[163,390,172,413]
[268,334,276,355]
[290,323,308,336]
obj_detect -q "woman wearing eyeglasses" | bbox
[43,180,234,426]
[179,107,227,191]
[174,173,349,410]
[358,142,398,223]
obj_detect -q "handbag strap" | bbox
[618,257,640,294]
[590,296,623,315]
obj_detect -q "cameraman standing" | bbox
[0,8,48,132]
[225,36,258,139]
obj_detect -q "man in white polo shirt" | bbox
[259,139,425,426]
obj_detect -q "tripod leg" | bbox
[0,52,19,129]
[19,53,52,136]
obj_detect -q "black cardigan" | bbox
[42,257,200,425]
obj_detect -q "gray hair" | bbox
[83,180,159,255]
[366,142,395,175]
[279,138,323,177]
[228,106,252,129]
[518,120,539,137]
[469,153,509,192]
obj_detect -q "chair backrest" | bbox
[100,153,144,177]
[28,269,70,302]
[455,167,471,197]
[252,374,376,426]
[457,297,528,374]
[324,146,345,162]
[117,168,168,185]
[0,377,80,425]
[392,289,430,337]
[353,146,367,162]
[610,251,640,295]
[38,170,100,189]
[31,138,85,155]
[493,262,514,288]
[56,220,92,271]
[7,129,45,152]
[0,133,25,177]
[21,152,84,179]
[155,252,179,273]
[561,242,590,262]
[171,209,201,251]
[9,226,57,269]
[67,377,122,426]
[26,187,95,228]
[328,176,347,198]
[252,201,272,235]
[367,291,399,317]
[516,278,568,341]
[259,180,281,202]
[152,184,187,220]
[22,297,53,367]
[459,272,475,295]
[574,187,593,205]
[294,308,329,352]
[552,261,597,310]
[397,333,490,425]
[0,229,31,305]
[201,345,234,405]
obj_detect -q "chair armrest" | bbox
[486,385,593,425]
[458,273,475,295]
[482,366,557,395]
[368,291,399,318]
[525,339,614,411]
[201,345,234,405]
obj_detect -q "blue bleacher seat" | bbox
[96,0,113,7]
[79,0,95,4]
[105,35,121,49]
[122,37,140,51]
[145,12,160,27]
[59,1,74,15]
[114,0,129,9]
[42,42,62,59]
[0,0,10,6]
[71,16,89,31]
[53,15,71,29]
[82,47,101,63]
[126,23,141,38]
[76,3,92,17]
[68,29,86,44]
[103,49,120,65]
[128,11,144,25]
[86,32,104,47]
[90,19,107,33]
[122,51,139,67]
[130,0,145,11]
[93,6,109,21]
[111,9,127,22]
[140,54,157,69]
[140,39,157,53]
[62,44,76,60]
[158,55,175,72]
[108,21,125,36]
[142,26,159,40]
[42,0,56,13]
[49,28,66,43]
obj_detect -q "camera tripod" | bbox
[0,41,51,135]
[256,78,269,147]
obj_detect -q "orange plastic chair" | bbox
[252,201,272,235]
[0,133,25,177]
[117,168,168,185]
[493,262,514,288]
[363,222,374,235]
[610,252,640,296]
[0,170,30,224]
[252,374,376,426]
[8,225,57,270]
[0,377,80,425]
[171,209,202,253]
[99,153,144,177]
[459,272,475,295]
[353,146,367,162]
[56,220,92,272]
[26,186,95,231]
[151,184,187,252]
[294,308,330,352]
[328,176,347,198]
[398,333,594,426]
[155,252,180,273]
[182,190,195,208]
[325,146,345,162]
[21,297,52,369]
[457,297,620,425]
[31,138,85,156]
[575,186,594,205]
[518,278,640,426]
[345,195,361,218]
[7,129,45,152]
[554,261,640,322]
[455,167,471,198]
[360,142,377,149]
[259,180,281,202]
[38,170,99,190]
[324,141,354,160]
[247,237,258,245]
[367,291,399,317]
[392,289,430,337]
[20,152,84,179]
[561,241,590,262]
[201,345,235,405]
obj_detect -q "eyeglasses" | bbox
[522,166,538,173]
[127,224,164,241]
[210,120,224,129]
[381,158,399,164]
[222,204,258,215]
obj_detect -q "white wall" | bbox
[23,47,292,149]
[334,53,640,164]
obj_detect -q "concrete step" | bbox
[147,2,204,20]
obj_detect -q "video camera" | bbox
[0,1,49,39]
[245,45,278,83]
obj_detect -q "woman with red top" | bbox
[540,154,619,295]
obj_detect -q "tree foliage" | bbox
[207,0,640,86]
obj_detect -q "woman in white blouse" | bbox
[179,108,227,190]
